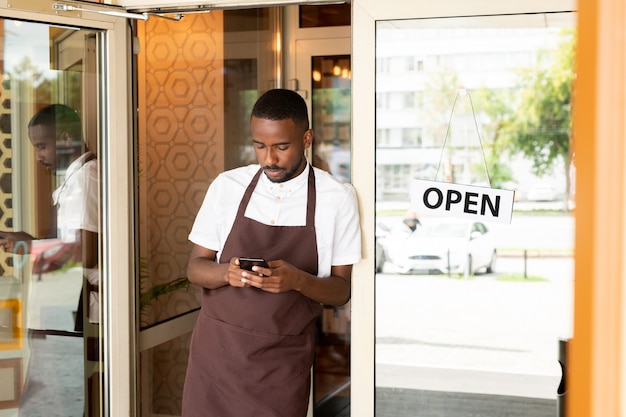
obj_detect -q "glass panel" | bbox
[136,9,278,416]
[311,55,351,181]
[0,19,103,417]
[375,13,576,416]
[300,4,351,28]
[224,8,270,32]
[223,8,267,171]
[138,329,192,416]
[311,54,351,416]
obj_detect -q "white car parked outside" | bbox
[385,217,497,276]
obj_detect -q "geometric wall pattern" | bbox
[138,12,225,323]
[0,64,14,277]
[136,12,225,416]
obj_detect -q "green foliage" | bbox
[470,85,517,187]
[423,71,520,187]
[503,28,576,177]
[138,257,190,311]
[8,56,45,84]
[139,276,190,311]
[314,87,350,120]
[423,70,463,148]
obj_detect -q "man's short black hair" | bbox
[251,89,309,129]
[28,104,82,142]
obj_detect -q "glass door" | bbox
[136,5,353,416]
[290,7,351,412]
[374,14,576,416]
[311,53,352,416]
[135,8,282,416]
[350,1,576,416]
[0,18,103,417]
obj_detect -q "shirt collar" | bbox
[259,162,310,194]
[65,151,95,177]
[53,152,95,205]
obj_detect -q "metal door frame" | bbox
[0,2,135,415]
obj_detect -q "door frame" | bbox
[7,1,614,416]
[0,3,135,416]
[351,0,576,416]
[283,5,350,117]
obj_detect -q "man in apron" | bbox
[182,89,361,417]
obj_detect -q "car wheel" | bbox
[486,251,497,274]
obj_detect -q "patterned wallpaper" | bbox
[137,12,224,415]
[0,72,13,278]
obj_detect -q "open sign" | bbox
[410,179,515,224]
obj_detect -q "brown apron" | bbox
[182,167,322,417]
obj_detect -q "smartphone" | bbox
[239,257,269,271]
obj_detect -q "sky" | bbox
[3,19,52,78]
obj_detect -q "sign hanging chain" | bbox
[434,89,492,187]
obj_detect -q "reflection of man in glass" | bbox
[1,104,99,319]
[0,104,99,415]
[35,104,99,329]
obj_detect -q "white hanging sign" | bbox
[410,179,515,224]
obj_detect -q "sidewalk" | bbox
[375,257,573,400]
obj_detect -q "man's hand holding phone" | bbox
[235,257,271,289]
[238,257,269,272]
[232,258,303,294]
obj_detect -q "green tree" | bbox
[423,70,461,150]
[424,71,515,187]
[471,87,516,188]
[503,28,576,201]
[6,56,60,108]
[423,70,468,183]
